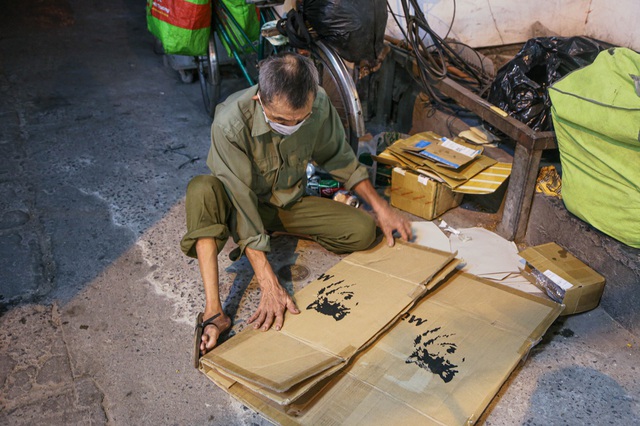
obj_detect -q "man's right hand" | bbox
[248,281,299,331]
[245,247,300,331]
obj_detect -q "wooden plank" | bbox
[434,77,557,151]
[497,144,543,241]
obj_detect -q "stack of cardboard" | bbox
[375,131,512,219]
[198,241,563,425]
[199,242,459,410]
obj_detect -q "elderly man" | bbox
[182,52,412,359]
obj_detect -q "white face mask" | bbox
[265,118,306,136]
[258,93,309,136]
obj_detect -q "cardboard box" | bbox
[390,167,463,220]
[520,242,606,315]
[403,136,481,169]
[375,132,499,189]
[200,241,459,401]
[201,271,562,425]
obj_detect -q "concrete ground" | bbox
[0,0,638,424]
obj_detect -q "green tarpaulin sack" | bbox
[146,0,211,56]
[214,0,259,55]
[549,48,640,248]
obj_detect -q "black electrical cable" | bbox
[443,0,456,41]
[387,1,456,113]
[390,0,494,109]
[386,2,410,44]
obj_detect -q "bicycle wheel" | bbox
[310,41,366,154]
[198,31,221,119]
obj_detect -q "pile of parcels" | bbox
[197,238,605,425]
[373,131,512,220]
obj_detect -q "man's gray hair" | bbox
[258,52,319,110]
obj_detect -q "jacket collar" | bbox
[250,86,271,137]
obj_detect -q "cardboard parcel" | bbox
[520,242,606,316]
[202,271,562,425]
[199,241,460,406]
[374,132,512,220]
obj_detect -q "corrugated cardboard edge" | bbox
[201,364,313,426]
[200,329,345,393]
[205,359,346,408]
[204,364,449,426]
[342,239,458,287]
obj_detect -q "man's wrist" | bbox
[245,247,281,289]
[256,271,281,291]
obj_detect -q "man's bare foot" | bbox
[200,313,232,356]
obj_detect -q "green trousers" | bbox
[180,175,376,259]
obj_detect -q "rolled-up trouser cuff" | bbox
[182,175,234,258]
[180,224,230,258]
[232,233,271,261]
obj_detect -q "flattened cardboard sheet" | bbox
[453,162,512,195]
[200,241,457,394]
[206,255,462,408]
[202,272,562,425]
[382,133,497,187]
[404,136,481,169]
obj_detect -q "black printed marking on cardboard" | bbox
[405,323,465,384]
[402,312,428,326]
[306,275,359,321]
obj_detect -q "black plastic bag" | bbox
[302,0,387,66]
[487,36,604,131]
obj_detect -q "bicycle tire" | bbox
[310,41,366,154]
[198,31,221,119]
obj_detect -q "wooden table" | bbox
[382,44,557,241]
[433,77,557,241]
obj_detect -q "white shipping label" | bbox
[394,167,406,176]
[440,138,480,158]
[417,175,430,185]
[542,270,574,290]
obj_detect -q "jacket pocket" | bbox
[252,155,279,192]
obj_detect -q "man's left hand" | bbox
[353,179,413,246]
[375,203,413,246]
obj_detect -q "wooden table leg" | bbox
[497,143,543,241]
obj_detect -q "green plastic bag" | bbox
[146,0,211,56]
[215,0,260,56]
[549,48,640,248]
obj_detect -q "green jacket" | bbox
[207,85,369,256]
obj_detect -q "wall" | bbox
[386,0,639,50]
[586,0,640,50]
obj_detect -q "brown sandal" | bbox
[193,312,232,369]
